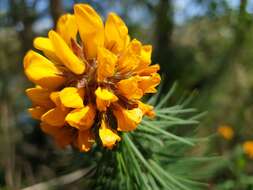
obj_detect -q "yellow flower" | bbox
[243,141,253,159]
[217,125,234,140]
[24,4,160,151]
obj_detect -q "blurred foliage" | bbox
[1,0,253,189]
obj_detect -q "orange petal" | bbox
[138,73,161,94]
[113,105,143,132]
[77,130,94,152]
[74,4,104,59]
[97,47,117,82]
[59,87,84,108]
[137,101,155,118]
[41,107,69,126]
[26,87,54,108]
[105,12,129,53]
[23,50,65,90]
[99,118,121,149]
[56,14,78,46]
[28,106,48,120]
[65,104,96,130]
[95,87,118,111]
[117,77,143,99]
[49,30,85,75]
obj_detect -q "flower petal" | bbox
[77,130,94,152]
[28,106,48,120]
[118,39,142,73]
[99,118,121,149]
[95,87,118,111]
[74,4,104,59]
[137,64,160,76]
[137,101,155,118]
[33,37,60,63]
[65,104,96,130]
[113,105,143,132]
[138,73,161,94]
[97,47,117,82]
[26,87,54,108]
[59,87,84,108]
[41,107,69,126]
[117,77,143,99]
[49,30,85,75]
[24,50,65,89]
[105,12,129,53]
[56,14,78,46]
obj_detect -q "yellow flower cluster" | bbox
[218,125,234,140]
[24,4,160,151]
[243,141,253,159]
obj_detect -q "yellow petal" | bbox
[33,37,61,63]
[60,87,84,108]
[56,14,78,46]
[137,64,160,76]
[26,87,54,108]
[117,77,143,99]
[105,12,129,53]
[95,87,118,111]
[138,73,161,94]
[28,106,48,120]
[135,45,152,71]
[65,104,96,130]
[118,39,142,73]
[24,50,65,89]
[49,30,85,75]
[50,91,62,107]
[77,130,94,152]
[97,47,117,82]
[74,4,104,59]
[41,107,68,126]
[113,105,143,132]
[99,118,121,149]
[137,101,155,118]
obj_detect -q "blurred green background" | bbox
[1,0,253,189]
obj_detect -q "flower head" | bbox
[24,4,160,151]
[217,125,234,140]
[243,141,253,159]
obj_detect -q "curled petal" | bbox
[113,105,143,132]
[99,118,121,149]
[138,73,161,94]
[24,50,65,90]
[59,87,84,108]
[49,30,85,75]
[137,64,160,76]
[117,77,143,99]
[137,101,155,118]
[41,107,69,126]
[105,12,129,53]
[97,47,117,82]
[56,14,78,46]
[95,87,118,111]
[28,106,48,120]
[26,87,54,108]
[74,4,104,59]
[65,104,96,130]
